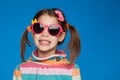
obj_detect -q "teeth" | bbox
[39,40,50,45]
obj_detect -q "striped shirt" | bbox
[13,50,82,80]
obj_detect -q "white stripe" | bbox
[20,67,73,75]
[72,76,81,80]
[13,75,22,80]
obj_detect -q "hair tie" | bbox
[66,23,70,29]
[55,10,64,21]
[27,26,31,32]
[32,18,38,24]
[27,18,38,32]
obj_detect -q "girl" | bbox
[13,8,81,80]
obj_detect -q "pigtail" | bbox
[20,29,32,62]
[68,25,81,64]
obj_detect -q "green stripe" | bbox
[22,74,72,80]
[15,65,20,70]
[74,64,80,69]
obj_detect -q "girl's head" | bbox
[31,12,66,56]
[21,8,81,64]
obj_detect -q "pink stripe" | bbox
[20,67,73,75]
[20,61,74,69]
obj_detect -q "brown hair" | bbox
[20,8,81,64]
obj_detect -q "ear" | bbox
[58,32,66,42]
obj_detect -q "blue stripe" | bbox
[22,74,72,80]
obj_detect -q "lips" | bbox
[39,40,51,46]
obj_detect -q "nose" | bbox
[41,27,49,36]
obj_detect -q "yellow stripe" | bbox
[14,70,21,77]
[72,69,80,76]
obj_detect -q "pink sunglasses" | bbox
[31,22,63,36]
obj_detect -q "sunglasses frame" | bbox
[31,22,63,36]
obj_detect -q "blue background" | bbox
[0,0,120,80]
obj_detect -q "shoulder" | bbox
[14,64,20,70]
[14,60,32,69]
[72,63,81,77]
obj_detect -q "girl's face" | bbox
[32,14,65,54]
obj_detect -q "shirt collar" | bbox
[31,50,66,61]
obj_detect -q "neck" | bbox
[37,49,56,58]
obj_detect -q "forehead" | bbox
[37,14,59,25]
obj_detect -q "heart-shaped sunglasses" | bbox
[31,22,63,36]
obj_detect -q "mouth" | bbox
[39,40,51,46]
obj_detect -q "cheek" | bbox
[32,34,40,39]
[32,34,40,43]
[51,37,59,44]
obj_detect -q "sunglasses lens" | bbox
[48,25,60,36]
[33,23,44,33]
